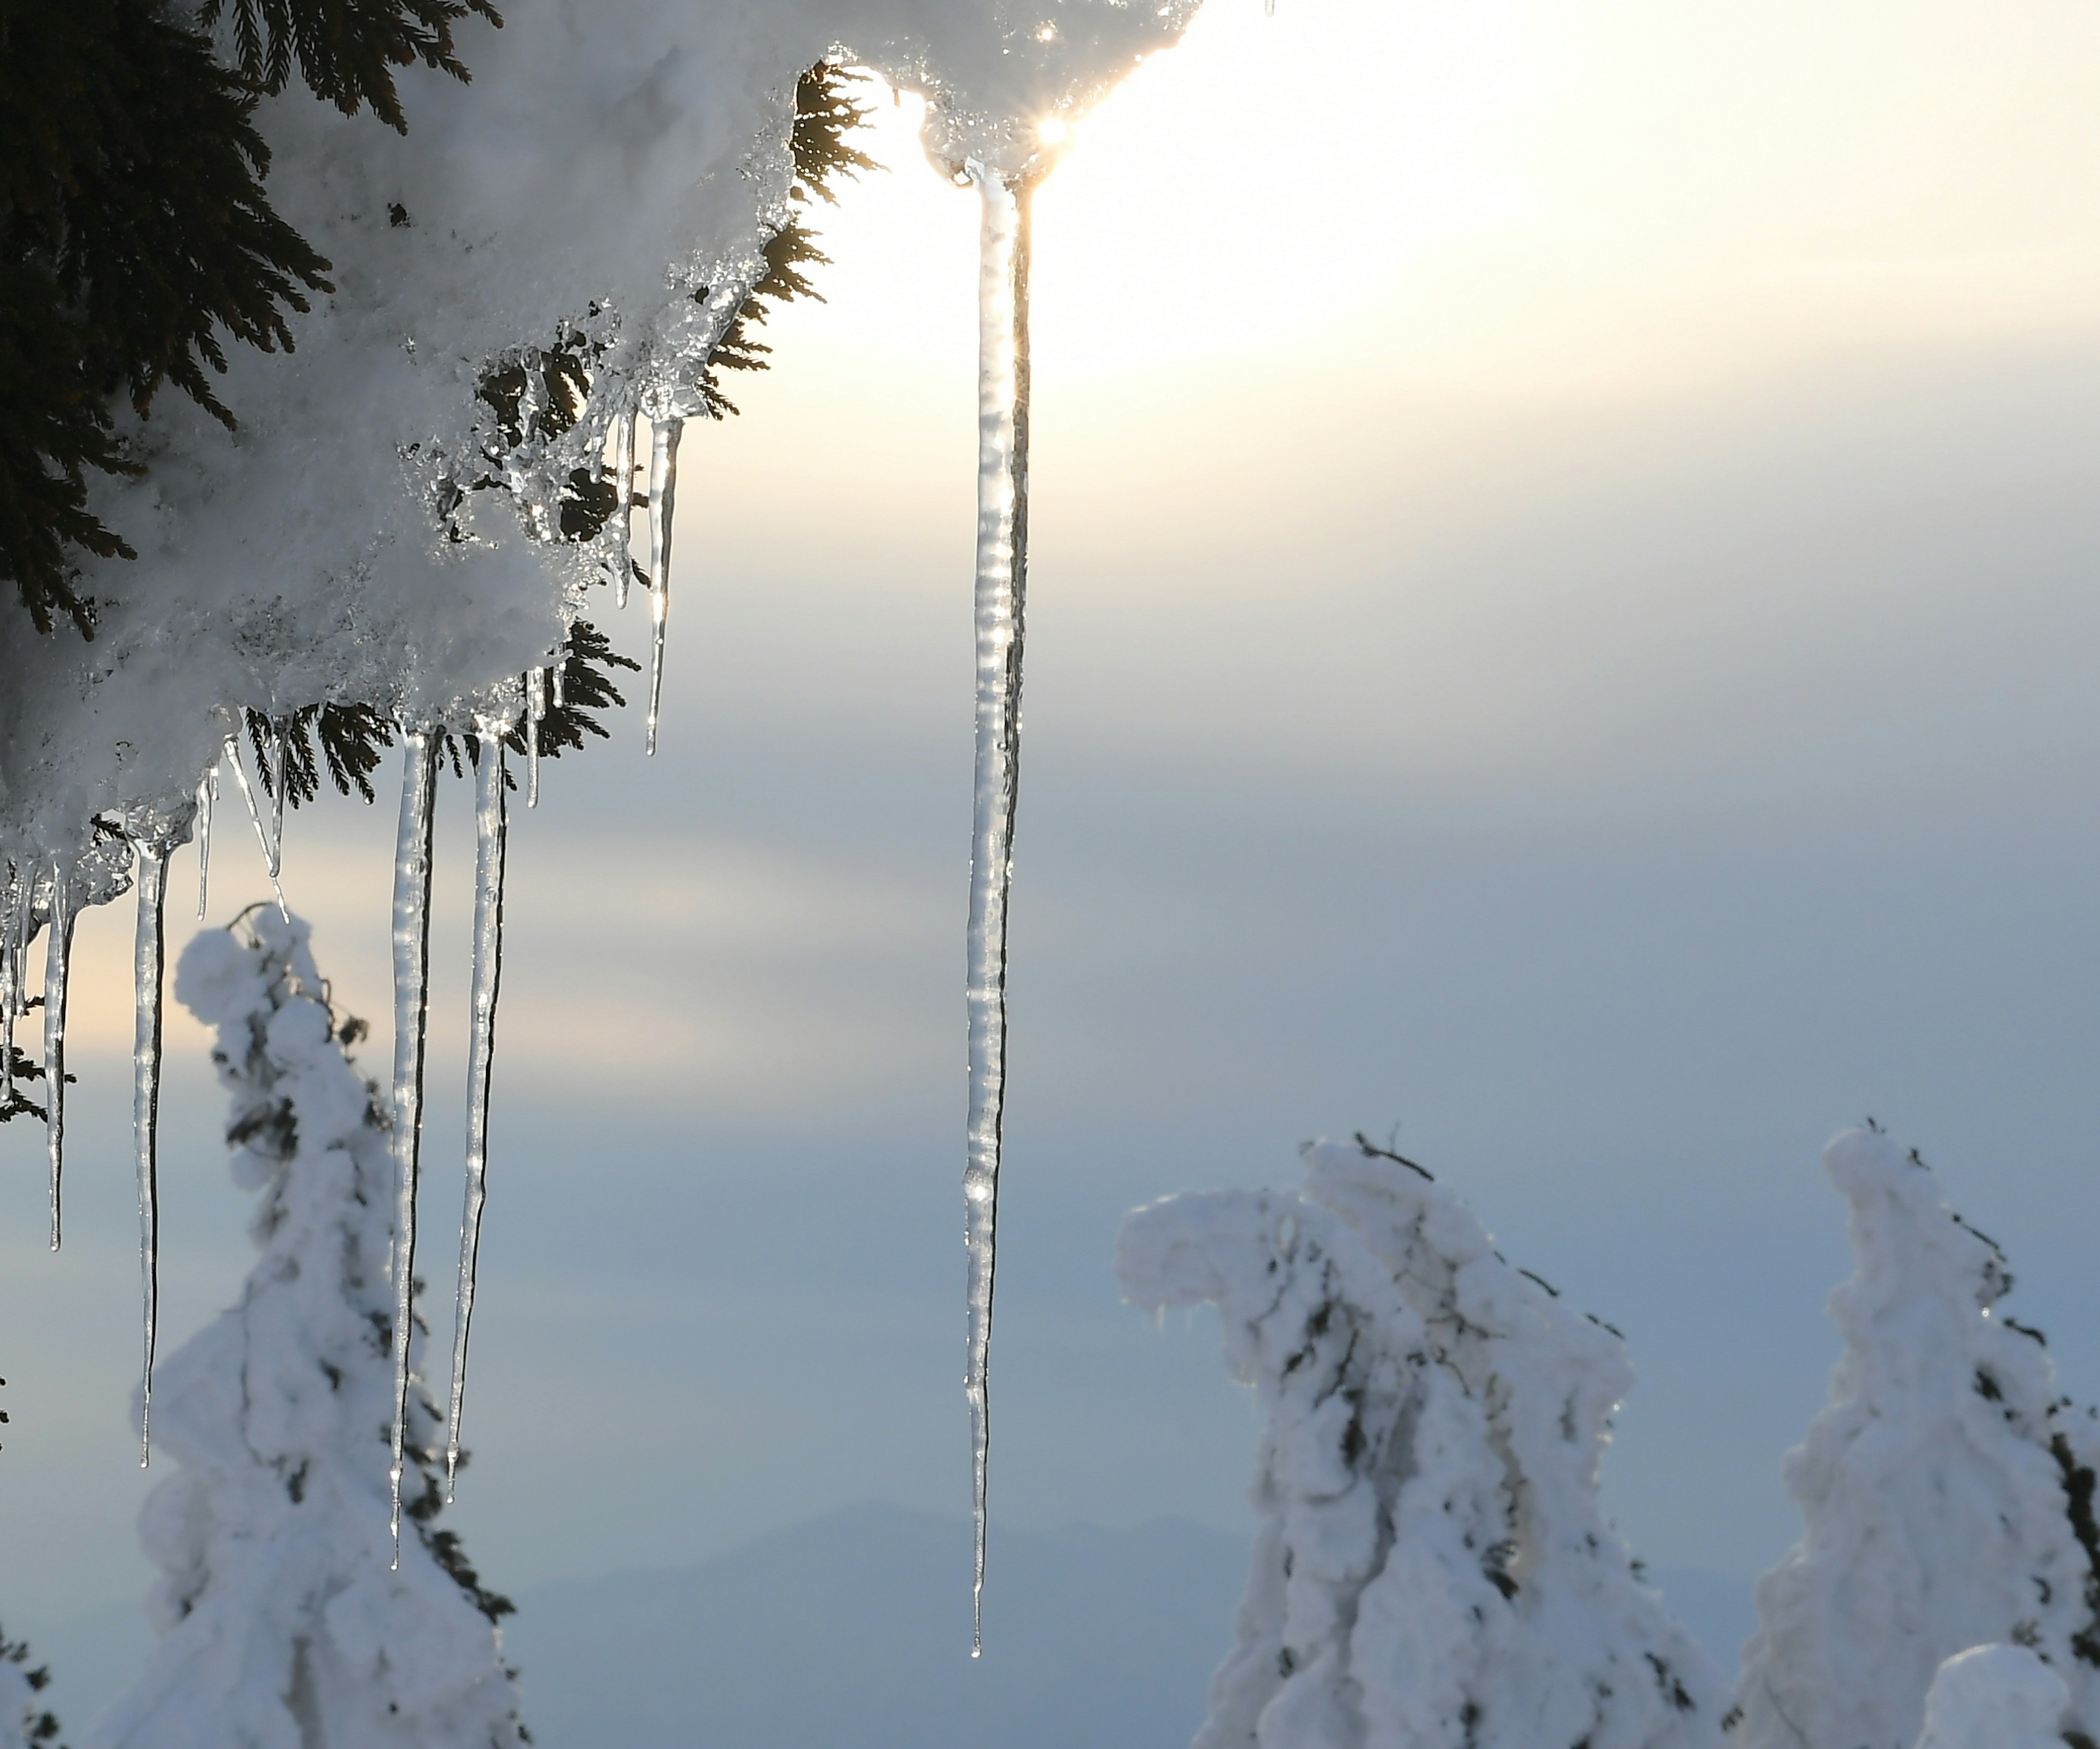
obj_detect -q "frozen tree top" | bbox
[1735,1126,2100,1749]
[0,0,1201,866]
[1118,1139,1726,1749]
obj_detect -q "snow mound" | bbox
[1116,1138,1725,1749]
[1912,1645,2070,1749]
[1734,1126,2100,1749]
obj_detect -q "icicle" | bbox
[551,648,567,710]
[644,416,681,755]
[224,733,289,918]
[961,162,1035,1659]
[43,865,74,1253]
[126,803,194,1467]
[525,668,544,808]
[196,762,218,920]
[446,728,509,1500]
[0,871,19,1112]
[388,732,439,1564]
[265,719,288,882]
[612,410,636,610]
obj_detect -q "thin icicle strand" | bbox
[132,839,171,1467]
[225,734,289,918]
[265,720,287,879]
[644,416,681,755]
[525,669,544,808]
[196,764,218,919]
[446,731,509,1500]
[961,164,1034,1659]
[551,648,567,709]
[0,873,19,1112]
[387,733,439,1564]
[44,867,74,1252]
[612,410,637,610]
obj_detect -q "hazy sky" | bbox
[7,0,2100,1654]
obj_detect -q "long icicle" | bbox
[132,835,172,1467]
[612,410,637,610]
[525,669,544,808]
[961,163,1034,1659]
[44,865,74,1252]
[1,871,19,1113]
[644,415,682,755]
[196,763,218,920]
[225,733,289,919]
[265,718,287,881]
[446,729,509,1499]
[388,732,439,1564]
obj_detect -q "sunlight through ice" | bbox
[962,159,1031,1661]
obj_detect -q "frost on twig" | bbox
[1117,1138,1723,1749]
[1735,1127,2100,1749]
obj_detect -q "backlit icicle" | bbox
[196,763,218,919]
[644,416,681,755]
[387,732,440,1563]
[525,668,544,807]
[265,719,288,880]
[43,866,75,1252]
[961,162,1034,1658]
[551,648,567,709]
[0,871,21,1111]
[225,733,289,918]
[612,409,637,610]
[127,803,194,1467]
[446,730,509,1499]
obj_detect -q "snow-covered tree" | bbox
[88,908,527,1749]
[1733,1126,2100,1749]
[1116,1136,1725,1749]
[0,1627,63,1749]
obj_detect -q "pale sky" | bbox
[6,0,2100,1665]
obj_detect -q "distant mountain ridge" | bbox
[503,1502,1250,1749]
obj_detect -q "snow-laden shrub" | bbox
[1734,1127,2100,1749]
[1912,1645,2071,1749]
[1116,1138,1724,1749]
[88,909,526,1749]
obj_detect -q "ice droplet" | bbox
[44,866,75,1253]
[388,732,439,1563]
[644,417,682,756]
[962,162,1034,1659]
[446,728,508,1500]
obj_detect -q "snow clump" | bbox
[1912,1644,2072,1749]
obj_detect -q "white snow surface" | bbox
[87,911,527,1749]
[0,0,1201,870]
[1115,1139,1726,1749]
[1912,1645,2072,1749]
[1734,1127,2100,1749]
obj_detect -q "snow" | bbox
[1116,1138,1726,1749]
[0,0,1203,876]
[1734,1127,2100,1749]
[88,910,528,1749]
[1912,1645,2071,1749]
